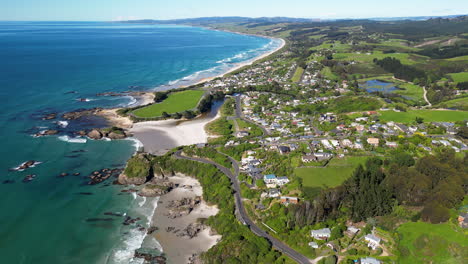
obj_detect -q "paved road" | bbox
[174,151,312,264]
[234,94,271,136]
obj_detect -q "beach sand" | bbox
[152,174,221,264]
[129,111,220,155]
[112,36,285,262]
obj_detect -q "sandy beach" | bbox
[191,37,286,86]
[122,37,284,155]
[107,36,284,262]
[152,174,221,264]
[129,110,220,155]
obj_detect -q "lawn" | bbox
[237,119,263,136]
[397,222,468,264]
[321,66,339,81]
[296,156,369,189]
[132,90,204,118]
[436,97,468,111]
[291,67,304,82]
[448,72,468,83]
[333,51,427,65]
[378,109,468,123]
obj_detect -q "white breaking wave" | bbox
[126,138,144,154]
[11,161,42,171]
[58,135,87,143]
[109,196,160,264]
[56,121,69,128]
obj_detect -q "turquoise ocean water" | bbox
[0,21,279,263]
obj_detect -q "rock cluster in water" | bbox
[88,168,123,185]
[134,250,167,264]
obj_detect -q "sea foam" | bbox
[58,135,87,143]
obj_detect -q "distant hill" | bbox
[123,16,314,25]
[122,15,468,25]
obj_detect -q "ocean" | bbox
[0,21,279,263]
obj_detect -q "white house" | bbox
[347,226,360,235]
[276,176,290,186]
[308,241,319,249]
[311,228,331,240]
[267,188,281,198]
[263,174,277,184]
[364,234,381,250]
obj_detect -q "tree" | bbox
[154,91,167,102]
[415,116,424,124]
[330,224,345,240]
[161,111,170,118]
[421,202,450,223]
[457,126,468,139]
[182,110,195,119]
[173,112,182,119]
[392,152,415,167]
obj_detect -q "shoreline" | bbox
[105,30,285,263]
[151,174,221,264]
[99,35,285,138]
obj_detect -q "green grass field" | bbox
[296,156,368,189]
[333,51,427,65]
[237,119,263,136]
[448,72,468,83]
[397,222,468,264]
[291,67,304,82]
[321,66,339,81]
[132,90,204,118]
[378,110,468,123]
[447,55,468,61]
[436,97,468,111]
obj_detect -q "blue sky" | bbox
[1,0,467,21]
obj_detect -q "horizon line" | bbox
[1,13,467,23]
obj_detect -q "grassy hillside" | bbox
[397,222,468,264]
[448,72,468,83]
[378,109,468,123]
[296,156,368,193]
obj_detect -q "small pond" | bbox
[360,79,399,93]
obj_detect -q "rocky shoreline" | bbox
[116,165,221,264]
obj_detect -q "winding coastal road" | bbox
[234,94,271,135]
[174,151,312,264]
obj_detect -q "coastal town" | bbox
[95,16,468,264]
[7,14,468,264]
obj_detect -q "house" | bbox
[367,138,380,147]
[395,123,409,134]
[458,213,468,228]
[308,241,319,249]
[321,139,333,149]
[314,152,333,161]
[341,139,353,147]
[302,155,316,163]
[364,234,381,250]
[278,146,291,155]
[280,196,298,205]
[276,176,290,186]
[267,188,281,198]
[360,257,381,264]
[385,141,398,148]
[347,226,360,235]
[311,228,331,240]
[236,131,249,138]
[263,174,277,184]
